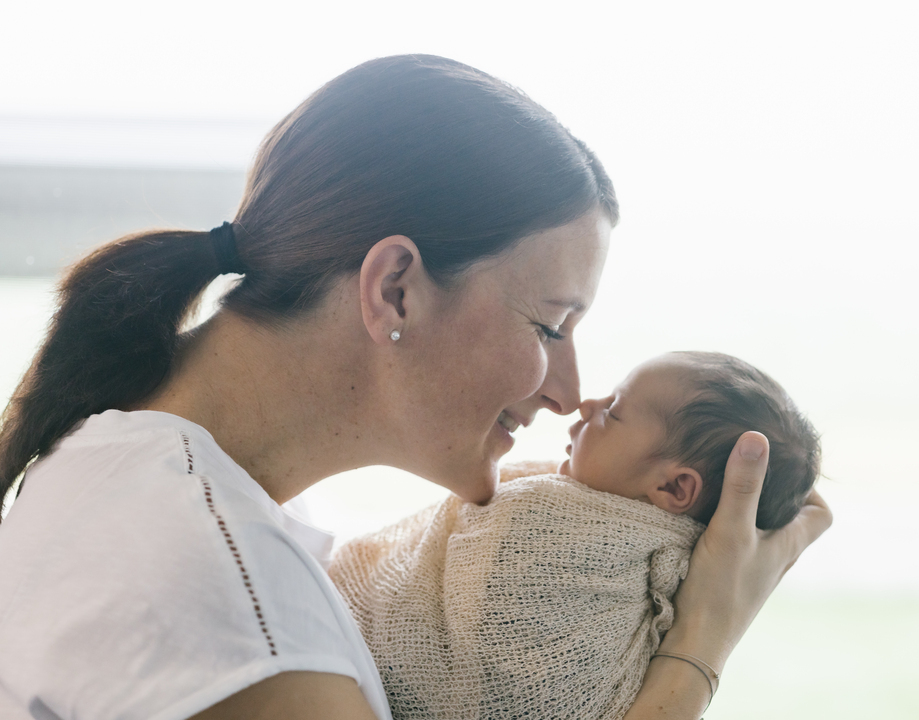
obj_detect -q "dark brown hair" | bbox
[0,55,617,514]
[658,352,821,529]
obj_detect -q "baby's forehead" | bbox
[617,358,700,412]
[621,356,692,388]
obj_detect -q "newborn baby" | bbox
[329,351,821,720]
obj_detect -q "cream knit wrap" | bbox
[329,462,705,720]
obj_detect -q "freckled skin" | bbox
[388,209,611,504]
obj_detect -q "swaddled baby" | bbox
[329,351,821,720]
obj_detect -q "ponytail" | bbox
[0,230,224,512]
[0,54,618,518]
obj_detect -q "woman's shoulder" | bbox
[0,409,384,720]
[2,410,345,628]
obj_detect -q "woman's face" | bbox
[396,207,611,503]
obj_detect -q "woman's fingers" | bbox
[778,488,833,571]
[800,488,833,532]
[662,432,833,669]
[709,431,770,534]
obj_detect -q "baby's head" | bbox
[557,352,821,529]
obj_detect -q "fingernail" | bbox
[739,435,766,460]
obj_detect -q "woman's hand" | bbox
[664,431,832,664]
[624,431,832,719]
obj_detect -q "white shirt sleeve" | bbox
[0,411,392,720]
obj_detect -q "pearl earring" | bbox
[390,330,401,342]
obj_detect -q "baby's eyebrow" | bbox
[544,298,587,313]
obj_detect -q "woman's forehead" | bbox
[486,209,611,302]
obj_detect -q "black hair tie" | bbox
[210,221,245,275]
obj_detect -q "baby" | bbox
[329,351,821,720]
[557,350,820,529]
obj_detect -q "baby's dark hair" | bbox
[656,352,821,530]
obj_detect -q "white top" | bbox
[0,410,393,720]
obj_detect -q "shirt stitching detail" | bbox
[179,430,279,657]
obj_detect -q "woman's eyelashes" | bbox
[535,323,565,344]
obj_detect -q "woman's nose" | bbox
[538,340,581,415]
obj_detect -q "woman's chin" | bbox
[424,438,506,504]
[448,463,499,505]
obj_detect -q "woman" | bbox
[0,55,830,719]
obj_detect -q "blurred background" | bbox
[2,1,917,716]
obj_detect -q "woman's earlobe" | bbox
[359,236,421,345]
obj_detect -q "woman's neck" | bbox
[140,292,386,504]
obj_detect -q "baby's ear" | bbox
[647,465,703,515]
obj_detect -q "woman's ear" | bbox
[359,235,424,345]
[647,465,703,515]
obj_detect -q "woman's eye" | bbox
[536,324,565,343]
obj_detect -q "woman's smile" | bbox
[494,409,530,452]
[496,410,522,434]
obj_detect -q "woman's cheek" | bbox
[477,320,548,406]
[512,341,551,402]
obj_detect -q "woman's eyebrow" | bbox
[544,298,586,312]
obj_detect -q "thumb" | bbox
[711,431,769,532]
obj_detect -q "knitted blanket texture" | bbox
[329,463,704,720]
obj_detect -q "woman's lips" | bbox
[496,410,520,433]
